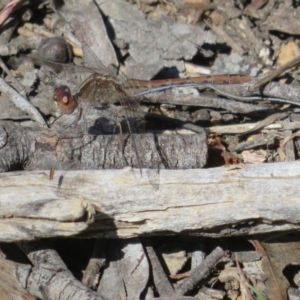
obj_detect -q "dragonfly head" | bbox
[53,85,77,114]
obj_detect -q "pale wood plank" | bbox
[0,161,300,242]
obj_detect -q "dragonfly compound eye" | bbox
[54,85,77,114]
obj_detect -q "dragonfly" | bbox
[30,45,253,185]
[53,71,252,174]
[53,73,253,115]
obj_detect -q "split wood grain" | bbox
[0,161,300,242]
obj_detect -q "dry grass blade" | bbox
[239,112,288,135]
[0,0,25,26]
[249,55,300,91]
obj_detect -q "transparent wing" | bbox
[115,86,160,190]
[82,43,117,77]
[78,73,160,188]
[27,54,108,77]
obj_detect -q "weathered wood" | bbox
[0,121,208,173]
[1,161,300,242]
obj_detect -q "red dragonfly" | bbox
[54,73,252,115]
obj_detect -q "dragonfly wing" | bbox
[28,53,113,86]
[82,43,117,77]
[116,87,160,190]
[27,54,93,74]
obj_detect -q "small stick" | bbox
[144,239,175,297]
[249,55,300,92]
[0,77,46,126]
[82,239,107,288]
[175,246,225,296]
[0,56,25,96]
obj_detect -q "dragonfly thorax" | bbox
[77,73,128,107]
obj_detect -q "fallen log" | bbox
[1,161,300,242]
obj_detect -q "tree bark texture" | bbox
[0,121,207,172]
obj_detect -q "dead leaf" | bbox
[277,41,300,66]
[250,238,300,300]
[98,238,149,299]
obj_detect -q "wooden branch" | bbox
[1,161,300,242]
